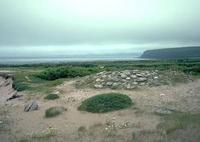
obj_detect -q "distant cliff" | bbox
[141,46,200,59]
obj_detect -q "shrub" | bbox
[37,67,101,80]
[12,80,29,91]
[78,93,133,113]
[44,93,59,100]
[45,106,66,118]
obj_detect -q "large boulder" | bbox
[24,101,39,112]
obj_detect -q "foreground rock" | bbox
[24,101,39,112]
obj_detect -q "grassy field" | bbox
[1,59,200,94]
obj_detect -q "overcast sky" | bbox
[0,0,200,56]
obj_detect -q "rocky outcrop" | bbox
[80,70,162,90]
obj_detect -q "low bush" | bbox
[78,93,133,113]
[37,67,101,80]
[45,106,66,118]
[12,80,29,91]
[44,93,59,100]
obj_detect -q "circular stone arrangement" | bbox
[78,93,133,113]
[79,70,162,90]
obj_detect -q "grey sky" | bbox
[0,0,200,54]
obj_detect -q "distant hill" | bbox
[141,46,200,59]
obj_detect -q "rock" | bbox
[124,70,131,75]
[126,84,131,89]
[139,82,146,86]
[126,77,131,80]
[130,75,137,79]
[136,77,147,82]
[136,74,143,77]
[120,73,127,79]
[24,101,39,112]
[126,84,135,89]
[118,121,131,129]
[154,76,159,79]
[160,93,166,97]
[133,82,138,85]
[111,82,120,89]
[153,106,174,115]
[112,77,120,82]
[96,78,101,82]
[94,84,103,89]
[106,82,113,86]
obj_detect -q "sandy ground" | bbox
[0,76,200,142]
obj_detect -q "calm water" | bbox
[0,55,144,65]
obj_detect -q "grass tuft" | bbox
[78,93,133,113]
[45,106,66,118]
[44,93,59,100]
[157,112,200,134]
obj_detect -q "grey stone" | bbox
[136,74,143,77]
[136,77,147,82]
[153,106,174,115]
[111,82,120,89]
[154,76,159,79]
[126,84,131,89]
[124,70,131,75]
[120,73,127,79]
[94,84,103,89]
[106,82,113,86]
[130,75,137,79]
[139,82,146,86]
[24,101,39,112]
[96,78,101,82]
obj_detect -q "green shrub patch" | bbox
[37,67,101,80]
[78,93,133,113]
[44,93,59,100]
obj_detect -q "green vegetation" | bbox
[12,79,30,91]
[44,93,59,100]
[78,93,133,113]
[37,67,101,80]
[45,106,66,118]
[157,112,200,134]
[11,71,65,93]
[3,59,199,93]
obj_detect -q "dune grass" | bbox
[78,93,133,113]
[157,112,200,134]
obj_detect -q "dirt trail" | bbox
[0,77,200,142]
